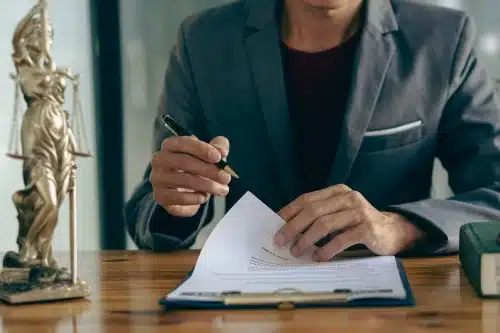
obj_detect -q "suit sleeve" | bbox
[124,20,215,251]
[388,14,500,256]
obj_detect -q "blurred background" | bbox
[0,0,498,252]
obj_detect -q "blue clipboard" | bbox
[159,258,415,311]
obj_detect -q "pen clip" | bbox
[161,115,180,136]
[161,114,194,137]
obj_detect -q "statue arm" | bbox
[12,40,34,68]
[12,1,44,67]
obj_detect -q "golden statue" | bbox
[0,0,91,304]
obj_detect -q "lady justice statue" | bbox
[0,0,91,304]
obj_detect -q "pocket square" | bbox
[364,120,423,137]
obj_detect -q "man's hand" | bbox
[150,136,232,217]
[274,184,424,261]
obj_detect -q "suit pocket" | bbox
[359,120,423,153]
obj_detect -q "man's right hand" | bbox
[150,136,232,217]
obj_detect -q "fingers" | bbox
[151,170,229,197]
[151,135,232,216]
[153,188,210,207]
[313,225,367,261]
[274,200,332,247]
[289,209,363,257]
[279,184,353,221]
[152,150,231,185]
[275,190,361,247]
[162,136,222,164]
[209,136,230,159]
[152,135,233,194]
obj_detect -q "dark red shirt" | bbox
[281,32,361,193]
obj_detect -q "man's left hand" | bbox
[274,184,424,261]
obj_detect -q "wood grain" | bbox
[0,251,498,333]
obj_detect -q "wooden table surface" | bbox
[0,250,498,333]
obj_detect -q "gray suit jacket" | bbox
[124,0,500,255]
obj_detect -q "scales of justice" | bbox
[0,0,92,304]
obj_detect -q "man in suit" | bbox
[124,0,500,260]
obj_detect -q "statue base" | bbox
[0,251,91,304]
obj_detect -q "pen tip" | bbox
[224,166,239,179]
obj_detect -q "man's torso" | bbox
[173,0,468,212]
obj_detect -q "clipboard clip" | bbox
[220,288,353,310]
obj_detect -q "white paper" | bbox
[166,192,407,302]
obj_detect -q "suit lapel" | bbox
[244,0,301,204]
[326,1,398,186]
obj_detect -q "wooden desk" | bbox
[0,251,498,333]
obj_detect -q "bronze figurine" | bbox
[1,0,91,304]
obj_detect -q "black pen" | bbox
[161,114,239,179]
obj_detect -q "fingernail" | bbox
[208,150,221,163]
[219,170,231,184]
[212,144,228,155]
[274,233,285,247]
[219,185,229,196]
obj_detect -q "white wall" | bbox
[0,0,99,252]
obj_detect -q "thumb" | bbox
[209,136,230,159]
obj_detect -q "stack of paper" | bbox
[163,192,411,306]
